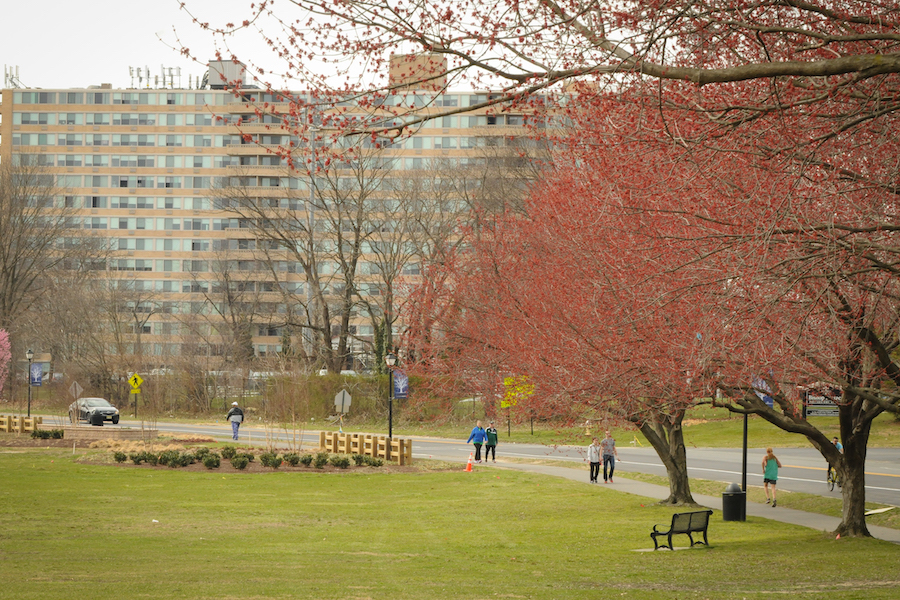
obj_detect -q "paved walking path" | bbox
[488,460,900,544]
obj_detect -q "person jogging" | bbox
[762,447,783,507]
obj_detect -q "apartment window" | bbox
[182,218,209,231]
[158,176,182,189]
[162,135,183,147]
[162,114,183,126]
[190,135,212,147]
[16,91,57,104]
[86,113,110,125]
[186,176,210,189]
[185,197,209,210]
[57,155,83,167]
[58,134,83,146]
[88,196,107,208]
[86,134,110,146]
[187,113,212,126]
[14,113,55,125]
[62,92,84,104]
[165,93,182,105]
[84,217,107,230]
[86,92,110,105]
[113,114,141,126]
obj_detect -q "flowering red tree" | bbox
[0,329,11,397]
[407,86,900,529]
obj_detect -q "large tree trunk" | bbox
[633,411,696,506]
[834,416,872,537]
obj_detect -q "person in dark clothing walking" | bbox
[225,402,244,441]
[466,420,488,463]
[484,421,499,462]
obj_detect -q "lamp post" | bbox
[385,352,396,439]
[26,349,34,417]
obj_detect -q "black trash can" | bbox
[90,412,105,427]
[722,482,746,521]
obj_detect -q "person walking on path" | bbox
[601,431,619,483]
[587,437,601,483]
[762,447,783,507]
[467,420,488,463]
[484,421,499,462]
[225,401,244,441]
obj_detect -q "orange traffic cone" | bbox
[465,452,474,472]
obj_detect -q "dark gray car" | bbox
[68,397,120,424]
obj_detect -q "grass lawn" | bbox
[2,447,899,600]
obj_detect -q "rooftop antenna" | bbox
[129,66,135,88]
[145,66,150,88]
[4,65,25,88]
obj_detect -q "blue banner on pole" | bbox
[392,370,409,399]
[751,374,773,408]
[30,363,43,387]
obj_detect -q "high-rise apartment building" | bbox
[0,62,538,373]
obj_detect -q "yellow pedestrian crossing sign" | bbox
[129,373,143,394]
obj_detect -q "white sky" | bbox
[1,0,276,90]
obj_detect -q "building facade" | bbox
[0,67,538,373]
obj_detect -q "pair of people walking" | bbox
[587,432,618,483]
[467,420,498,463]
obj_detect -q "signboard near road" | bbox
[334,389,352,414]
[804,393,839,417]
[69,381,83,399]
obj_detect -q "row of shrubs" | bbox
[31,429,65,439]
[112,446,385,471]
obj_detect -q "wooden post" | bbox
[319,430,326,451]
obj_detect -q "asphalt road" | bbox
[100,418,899,505]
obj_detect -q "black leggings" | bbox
[473,444,482,461]
[484,445,496,460]
[590,462,600,481]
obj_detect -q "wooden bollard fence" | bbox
[0,415,43,433]
[318,431,412,465]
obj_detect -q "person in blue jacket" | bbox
[467,420,488,463]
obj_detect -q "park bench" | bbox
[650,510,713,550]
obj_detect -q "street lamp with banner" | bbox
[385,353,396,439]
[25,349,34,417]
